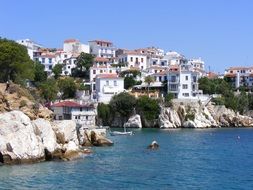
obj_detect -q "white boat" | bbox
[109,126,133,136]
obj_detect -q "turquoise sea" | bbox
[0,128,253,190]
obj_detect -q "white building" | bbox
[37,53,56,73]
[51,101,96,127]
[188,58,205,77]
[90,61,119,91]
[89,40,116,59]
[95,74,124,103]
[63,39,89,54]
[16,39,43,60]
[224,66,253,89]
[62,54,78,76]
[117,51,148,70]
[167,62,202,99]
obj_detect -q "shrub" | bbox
[19,100,27,108]
[164,93,174,107]
[136,96,160,121]
[185,112,195,121]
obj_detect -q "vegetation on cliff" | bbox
[97,92,160,127]
[199,77,253,114]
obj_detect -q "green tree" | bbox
[136,96,160,121]
[0,38,34,82]
[72,52,94,78]
[144,75,155,94]
[39,79,58,102]
[164,92,174,107]
[52,63,63,79]
[109,92,136,119]
[34,61,47,83]
[58,77,77,99]
[97,103,111,126]
[124,76,137,89]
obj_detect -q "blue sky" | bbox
[0,0,253,73]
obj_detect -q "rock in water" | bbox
[147,141,159,150]
[124,114,142,128]
[88,130,113,146]
[0,111,45,164]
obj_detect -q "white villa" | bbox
[95,74,124,103]
[51,101,96,127]
[167,61,202,99]
[117,51,148,70]
[16,39,43,60]
[63,39,89,54]
[89,40,116,59]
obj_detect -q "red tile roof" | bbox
[64,39,79,43]
[96,74,119,79]
[41,54,56,58]
[225,73,236,77]
[51,101,94,108]
[95,57,110,62]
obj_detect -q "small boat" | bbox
[109,126,133,136]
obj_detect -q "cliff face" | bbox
[159,102,253,128]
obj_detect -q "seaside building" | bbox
[89,40,116,59]
[62,54,79,76]
[94,74,124,103]
[167,61,203,99]
[36,53,56,74]
[224,67,253,89]
[51,100,96,128]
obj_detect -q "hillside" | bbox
[0,82,53,120]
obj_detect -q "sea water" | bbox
[0,128,253,190]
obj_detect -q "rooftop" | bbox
[64,39,79,43]
[96,74,119,79]
[51,101,94,108]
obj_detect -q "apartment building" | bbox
[224,67,253,89]
[63,39,89,54]
[89,40,116,59]
[95,74,124,103]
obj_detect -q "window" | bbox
[78,116,80,119]
[49,65,52,70]
[106,81,109,85]
[135,57,138,63]
[141,58,144,63]
[141,66,143,69]
[86,116,88,120]
[155,70,157,73]
[64,54,67,58]
[130,57,133,62]
[185,76,188,80]
[68,66,70,69]
[183,84,188,89]
[80,108,82,111]
[49,58,52,63]
[100,70,103,73]
[114,80,117,86]
[75,116,77,119]
[42,58,45,63]
[109,70,112,73]
[183,93,189,97]
[93,70,96,74]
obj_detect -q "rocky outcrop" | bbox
[159,102,253,128]
[159,108,181,128]
[124,114,142,128]
[0,111,113,165]
[0,111,45,164]
[32,118,58,153]
[84,129,113,147]
[52,120,79,152]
